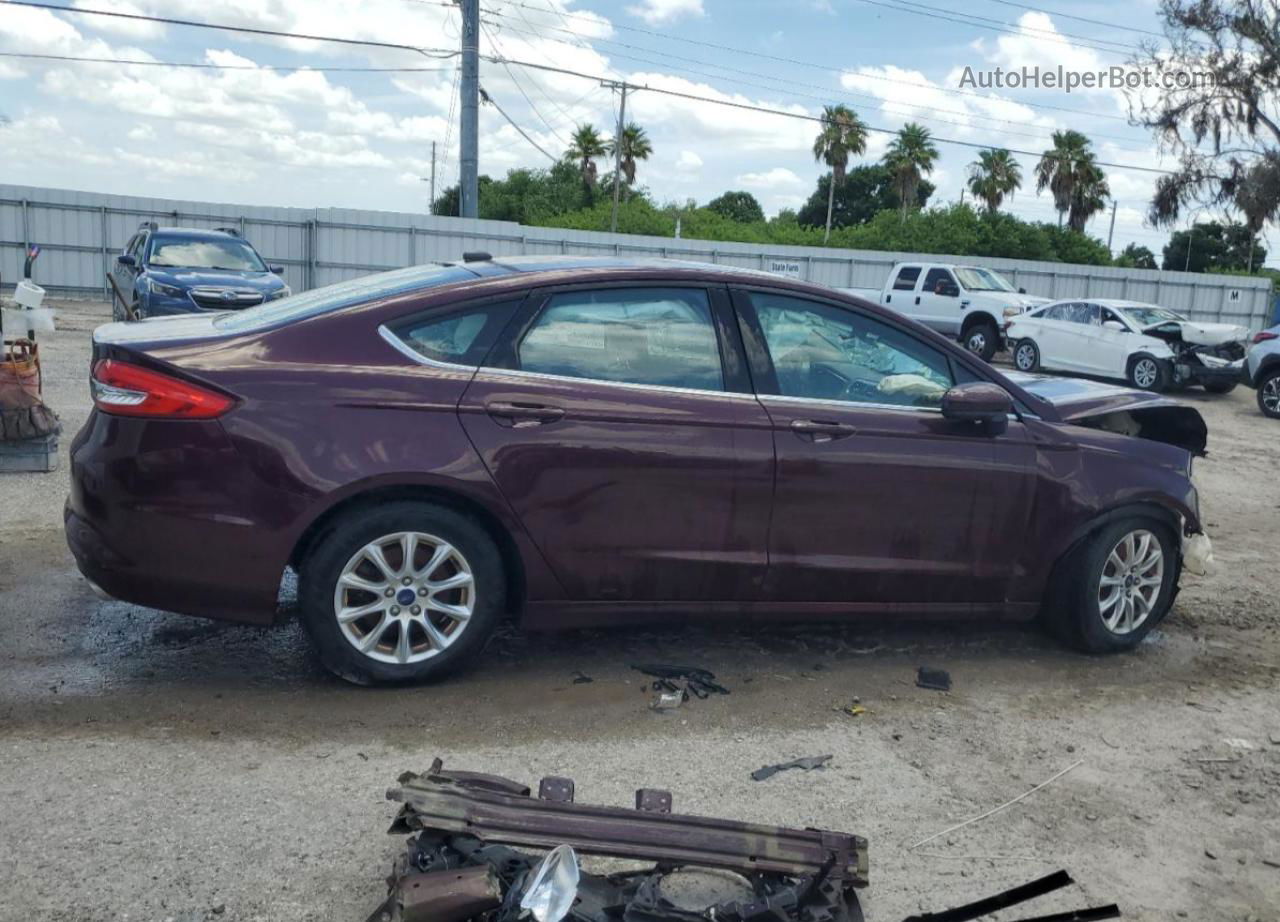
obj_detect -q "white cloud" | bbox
[626,0,705,26]
[676,150,703,171]
[736,167,804,190]
[71,0,166,39]
[127,123,156,142]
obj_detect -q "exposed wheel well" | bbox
[960,312,998,334]
[1045,502,1183,601]
[287,485,526,616]
[1256,355,1280,382]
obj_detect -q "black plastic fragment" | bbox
[903,870,1073,922]
[1006,906,1121,922]
[916,667,952,692]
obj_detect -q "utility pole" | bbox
[607,81,627,233]
[1184,231,1193,272]
[1106,199,1117,251]
[421,141,437,214]
[459,0,479,218]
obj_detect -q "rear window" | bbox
[214,264,476,332]
[892,266,921,290]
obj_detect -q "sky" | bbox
[0,0,1258,265]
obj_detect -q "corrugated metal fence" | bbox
[2,184,1272,329]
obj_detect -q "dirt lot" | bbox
[1,300,1278,922]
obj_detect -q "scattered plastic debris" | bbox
[570,671,593,685]
[916,667,952,692]
[751,754,833,782]
[631,663,730,698]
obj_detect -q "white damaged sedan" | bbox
[1005,299,1248,393]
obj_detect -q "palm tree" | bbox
[1035,130,1109,231]
[966,148,1023,214]
[812,104,868,243]
[1233,155,1280,271]
[883,123,939,218]
[606,122,653,186]
[566,124,607,190]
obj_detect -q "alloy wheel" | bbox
[1014,343,1036,371]
[1263,375,1280,414]
[1097,529,1163,635]
[1132,359,1159,389]
[332,531,475,665]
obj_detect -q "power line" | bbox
[480,21,567,143]
[488,54,1177,176]
[849,0,1140,56]
[980,0,1166,38]
[479,85,557,161]
[0,50,453,71]
[479,3,1133,124]
[2,1,455,58]
[484,17,1148,150]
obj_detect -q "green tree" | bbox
[966,148,1022,214]
[796,165,933,230]
[1163,222,1267,273]
[606,122,653,185]
[1035,130,1110,231]
[705,190,765,224]
[565,123,607,191]
[883,122,939,218]
[1114,243,1157,269]
[812,104,868,243]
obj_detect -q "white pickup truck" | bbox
[843,263,1048,361]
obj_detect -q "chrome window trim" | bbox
[473,364,753,400]
[377,324,478,371]
[759,392,944,415]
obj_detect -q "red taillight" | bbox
[1252,330,1278,344]
[91,359,233,419]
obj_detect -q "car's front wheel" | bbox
[1258,367,1280,419]
[298,501,505,685]
[1013,339,1040,372]
[963,321,1000,362]
[1047,517,1178,653]
[1126,355,1168,391]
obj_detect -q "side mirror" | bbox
[941,382,1012,435]
[937,281,959,297]
[269,265,284,275]
[117,254,136,267]
[1018,286,1027,294]
[1102,320,1126,332]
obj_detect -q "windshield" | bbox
[1119,305,1186,327]
[214,263,477,332]
[149,237,267,271]
[954,267,1018,292]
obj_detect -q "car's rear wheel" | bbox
[1203,379,1237,394]
[298,501,505,685]
[963,320,1000,362]
[1258,368,1280,419]
[1013,339,1039,372]
[1126,355,1168,392]
[1047,517,1178,653]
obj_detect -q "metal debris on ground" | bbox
[570,671,593,685]
[650,689,685,711]
[368,758,868,922]
[631,663,730,698]
[915,667,952,692]
[902,870,1120,922]
[751,754,833,782]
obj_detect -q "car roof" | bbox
[1039,298,1161,310]
[148,226,246,240]
[473,254,779,278]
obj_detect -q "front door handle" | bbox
[790,419,857,442]
[915,295,921,305]
[486,400,565,428]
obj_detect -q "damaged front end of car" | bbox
[367,759,868,922]
[1141,321,1248,390]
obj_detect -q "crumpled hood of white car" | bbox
[1146,320,1249,346]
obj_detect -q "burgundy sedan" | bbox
[67,256,1209,684]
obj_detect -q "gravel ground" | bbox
[1,300,1278,922]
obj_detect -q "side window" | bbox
[388,300,518,366]
[122,234,138,257]
[1064,302,1099,325]
[748,292,953,408]
[1100,307,1124,327]
[922,267,955,294]
[1043,303,1070,321]
[892,266,921,290]
[517,287,723,391]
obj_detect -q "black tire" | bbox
[1202,379,1237,395]
[1012,338,1040,372]
[962,320,1000,362]
[1045,516,1179,654]
[1257,367,1280,419]
[298,501,506,685]
[1126,354,1169,392]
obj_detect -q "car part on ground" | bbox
[903,870,1119,922]
[750,754,833,782]
[370,759,868,922]
[631,664,730,699]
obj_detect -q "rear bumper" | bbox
[64,411,288,625]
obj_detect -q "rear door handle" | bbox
[790,419,857,442]
[485,400,565,427]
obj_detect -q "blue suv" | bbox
[111,223,290,320]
